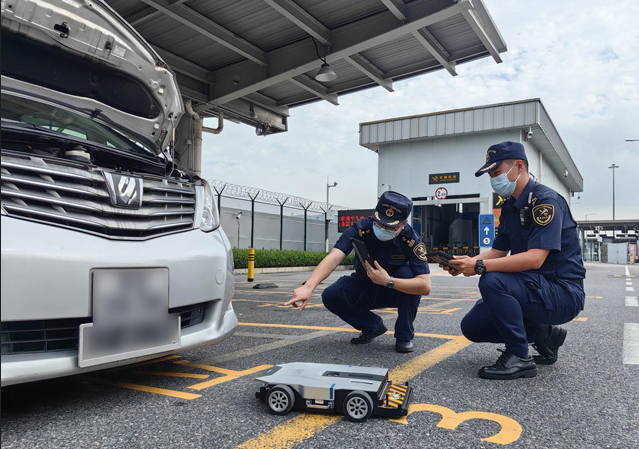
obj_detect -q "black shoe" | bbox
[395,340,414,353]
[532,325,567,365]
[350,324,387,344]
[478,349,537,380]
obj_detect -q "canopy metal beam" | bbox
[262,0,331,45]
[290,75,339,105]
[461,7,502,63]
[138,0,268,66]
[380,0,407,21]
[345,54,394,92]
[411,28,457,76]
[208,0,473,106]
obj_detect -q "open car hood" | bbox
[1,0,183,154]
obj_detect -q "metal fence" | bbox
[210,180,350,251]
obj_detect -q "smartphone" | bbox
[426,250,455,268]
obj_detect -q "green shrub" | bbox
[232,248,355,269]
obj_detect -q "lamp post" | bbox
[326,177,337,252]
[608,163,619,221]
[234,211,242,247]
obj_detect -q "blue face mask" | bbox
[373,223,398,241]
[490,163,520,198]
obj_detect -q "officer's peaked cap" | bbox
[475,141,527,177]
[372,191,412,227]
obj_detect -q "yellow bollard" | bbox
[247,248,255,282]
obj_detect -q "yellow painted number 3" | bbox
[390,403,522,445]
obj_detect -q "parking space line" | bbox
[111,382,201,400]
[116,355,181,369]
[235,414,341,449]
[234,336,472,449]
[238,322,458,340]
[234,331,303,340]
[377,306,462,315]
[622,323,639,365]
[134,371,209,379]
[172,361,272,391]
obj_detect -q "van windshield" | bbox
[0,92,155,157]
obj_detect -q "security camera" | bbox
[523,128,533,141]
[255,123,268,136]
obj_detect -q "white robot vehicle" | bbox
[256,362,412,423]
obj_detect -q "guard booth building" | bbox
[359,99,583,255]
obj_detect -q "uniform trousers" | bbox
[322,264,421,341]
[460,271,585,358]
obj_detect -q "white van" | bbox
[1,0,237,386]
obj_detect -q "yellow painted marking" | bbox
[586,296,603,299]
[257,302,324,309]
[173,362,272,391]
[233,336,472,449]
[120,355,181,369]
[377,306,462,315]
[234,414,341,449]
[238,322,457,340]
[134,371,210,379]
[112,382,201,400]
[425,296,478,302]
[390,403,522,445]
[389,336,471,383]
[174,360,244,376]
[572,317,588,322]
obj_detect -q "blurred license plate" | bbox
[79,268,180,368]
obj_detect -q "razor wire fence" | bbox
[209,180,352,251]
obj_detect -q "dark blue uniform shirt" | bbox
[493,179,586,281]
[334,217,430,278]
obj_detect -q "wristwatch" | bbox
[475,260,487,275]
[386,277,394,289]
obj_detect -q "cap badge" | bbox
[386,208,394,217]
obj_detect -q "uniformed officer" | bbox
[285,191,431,353]
[445,141,586,379]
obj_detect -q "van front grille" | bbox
[1,318,92,354]
[1,152,197,240]
[1,304,207,355]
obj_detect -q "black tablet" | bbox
[350,238,375,266]
[426,250,455,268]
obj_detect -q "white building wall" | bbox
[363,99,582,202]
[377,130,573,213]
[378,130,541,214]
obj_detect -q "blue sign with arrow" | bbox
[479,214,495,247]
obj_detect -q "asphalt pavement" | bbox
[1,262,638,449]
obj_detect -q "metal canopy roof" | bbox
[577,220,639,233]
[105,0,506,134]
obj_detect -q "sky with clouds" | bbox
[201,0,639,221]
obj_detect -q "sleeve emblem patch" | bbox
[532,204,554,226]
[413,243,428,261]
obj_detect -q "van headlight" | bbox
[199,180,220,232]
